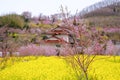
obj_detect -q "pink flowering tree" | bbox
[0,26,21,57]
[59,6,110,80]
[67,23,109,80]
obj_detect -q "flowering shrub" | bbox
[104,27,120,33]
[105,40,117,55]
[59,47,74,56]
[18,44,57,56]
[18,44,41,56]
[18,44,75,56]
[43,46,57,56]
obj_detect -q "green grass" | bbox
[0,56,120,80]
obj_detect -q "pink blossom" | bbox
[105,40,117,55]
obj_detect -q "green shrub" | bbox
[0,14,25,29]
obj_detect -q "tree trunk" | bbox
[83,70,88,80]
[2,50,7,57]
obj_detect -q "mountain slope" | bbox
[79,0,120,27]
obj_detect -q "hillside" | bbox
[79,0,120,27]
[78,0,120,41]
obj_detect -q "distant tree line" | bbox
[79,0,120,18]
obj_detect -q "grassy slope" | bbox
[84,16,120,27]
[0,56,120,80]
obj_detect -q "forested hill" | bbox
[79,0,120,27]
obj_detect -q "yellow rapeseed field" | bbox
[0,56,120,80]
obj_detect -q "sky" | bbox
[0,0,103,16]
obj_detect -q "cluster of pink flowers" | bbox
[104,27,120,33]
[42,20,51,24]
[84,40,118,55]
[18,40,118,56]
[18,44,56,56]
[91,27,120,33]
[60,47,74,56]
[84,42,103,54]
[18,44,74,56]
[105,40,117,55]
